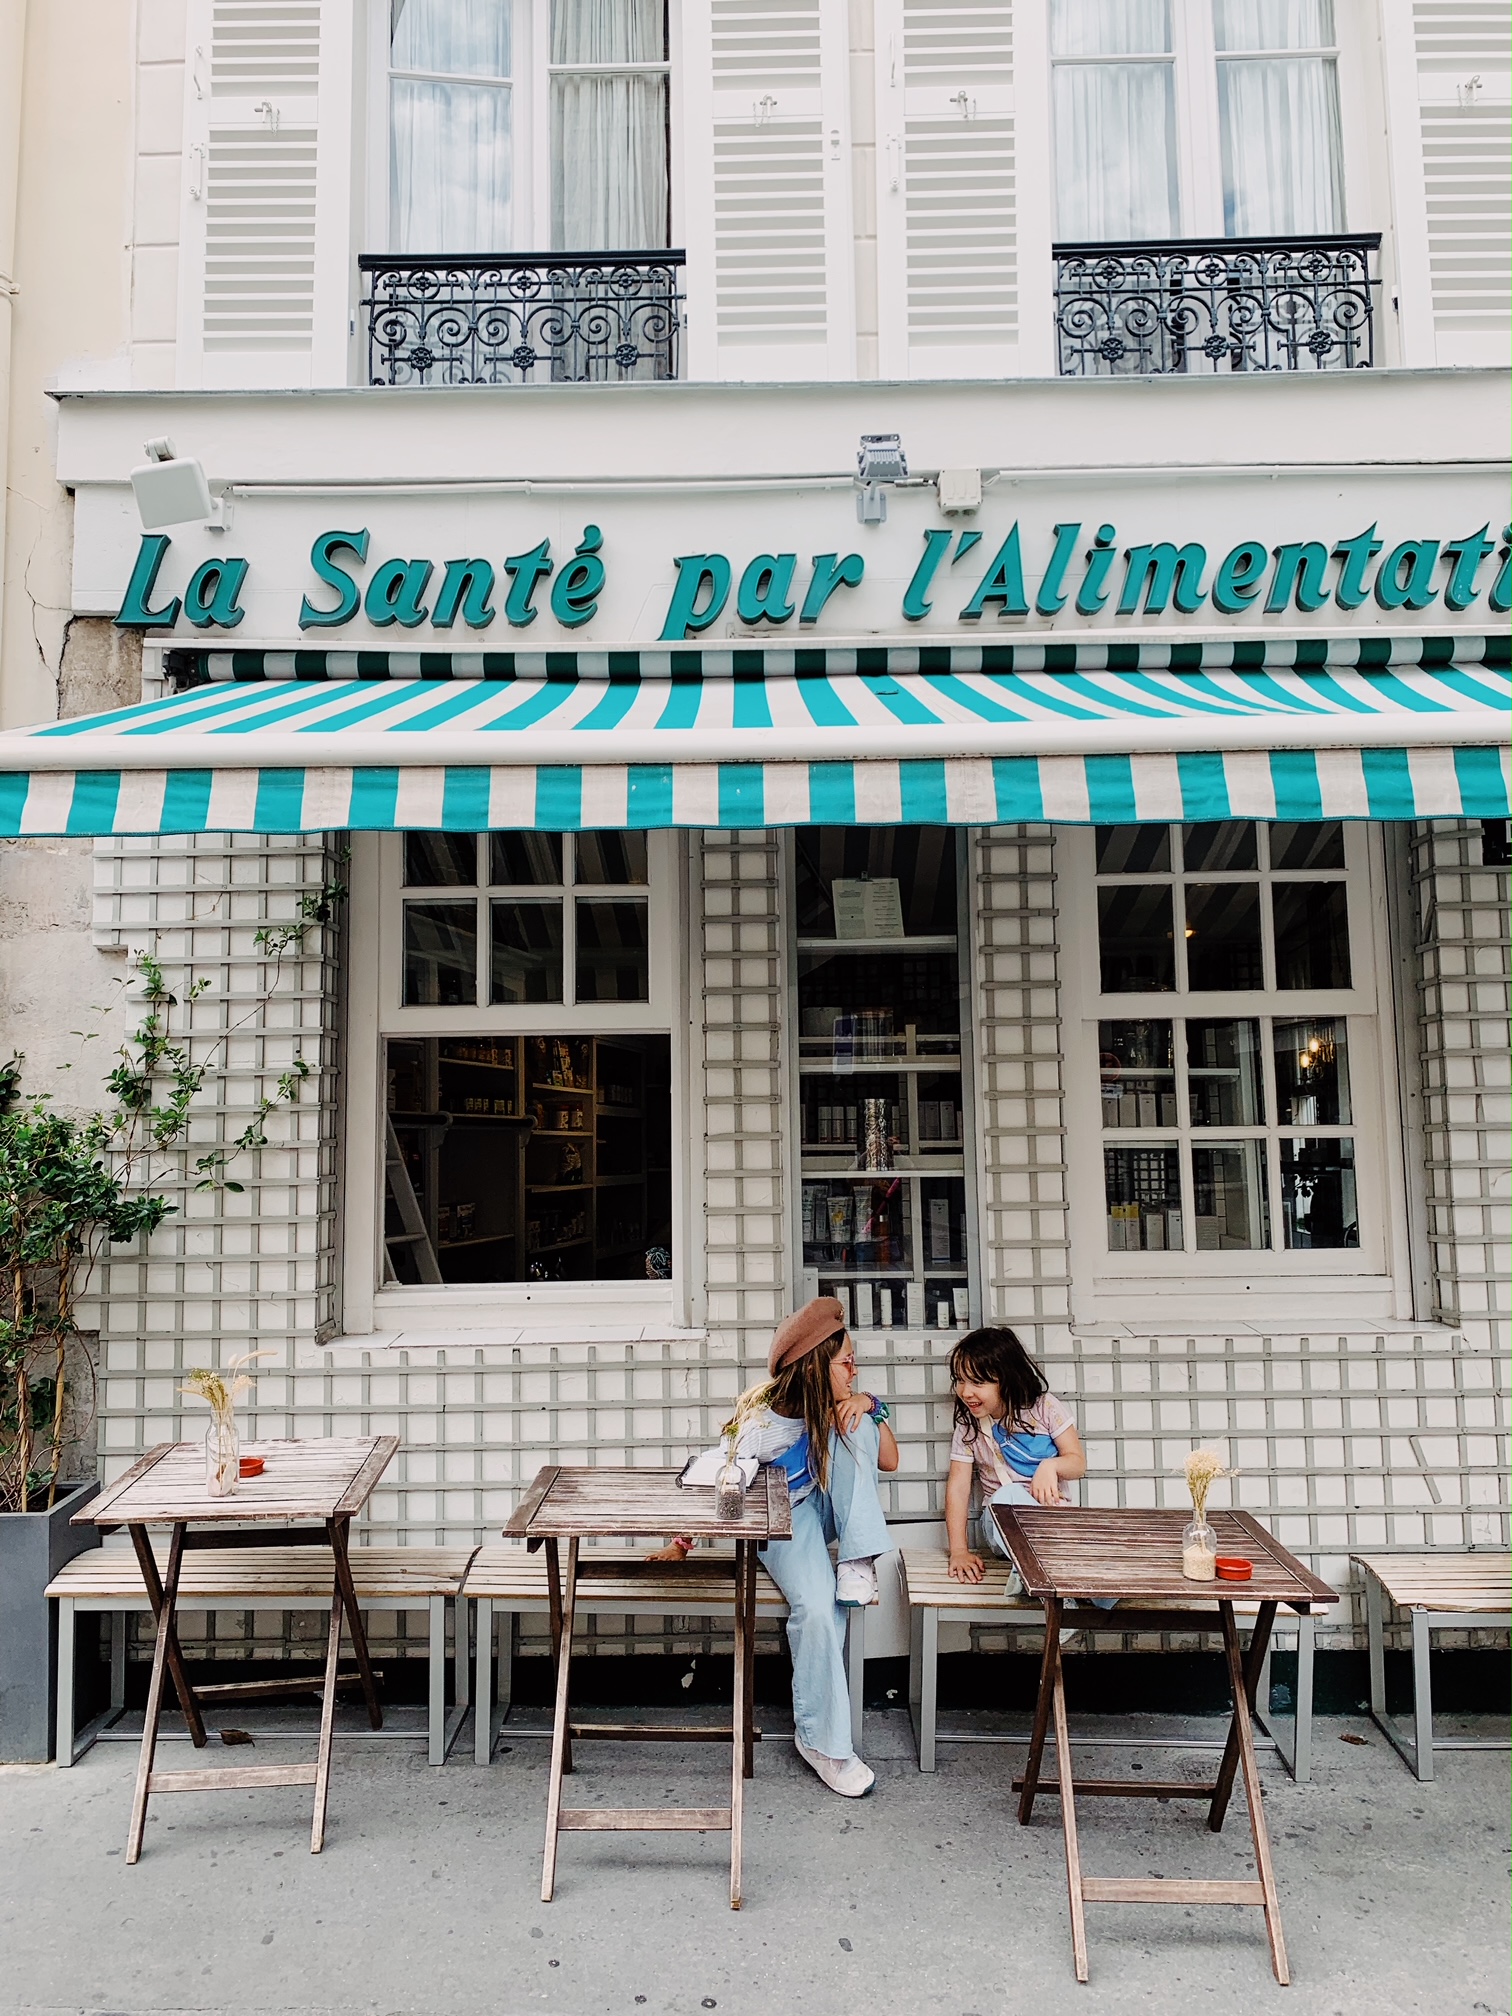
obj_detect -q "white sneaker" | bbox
[796,1738,875,1798]
[835,1557,879,1607]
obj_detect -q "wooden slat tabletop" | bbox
[47,1544,475,1602]
[1353,1552,1512,1611]
[503,1464,792,1541]
[77,1437,400,1528]
[991,1508,1337,1607]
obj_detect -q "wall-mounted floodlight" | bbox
[130,437,226,530]
[856,432,908,524]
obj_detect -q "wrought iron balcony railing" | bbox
[358,251,685,387]
[1053,233,1381,377]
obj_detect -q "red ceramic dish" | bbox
[1215,1556,1253,1580]
[238,1456,265,1478]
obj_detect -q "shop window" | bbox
[385,0,671,254]
[378,830,672,1289]
[1092,821,1370,1258]
[1051,0,1345,242]
[793,828,976,1333]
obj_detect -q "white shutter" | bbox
[179,0,351,387]
[874,0,1031,378]
[1414,3,1511,357]
[680,0,856,381]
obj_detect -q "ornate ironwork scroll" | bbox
[359,251,685,386]
[1053,235,1381,377]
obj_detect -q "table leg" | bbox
[541,1536,580,1904]
[1017,1595,1062,1825]
[730,1540,750,1911]
[1050,1634,1089,1986]
[1219,1603,1289,1987]
[740,1540,757,1783]
[327,1516,383,1730]
[309,1580,345,1854]
[1209,1601,1277,1833]
[126,1522,189,1864]
[128,1520,206,1748]
[544,1538,573,1777]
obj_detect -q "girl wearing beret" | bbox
[659,1296,898,1797]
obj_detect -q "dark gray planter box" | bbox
[0,1480,101,1762]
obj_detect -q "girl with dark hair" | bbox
[657,1295,897,1796]
[944,1325,1088,1584]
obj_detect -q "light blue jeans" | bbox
[982,1479,1118,1608]
[762,1415,893,1762]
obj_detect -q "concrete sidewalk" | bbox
[1,1708,1505,2016]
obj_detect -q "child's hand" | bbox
[948,1550,985,1582]
[1029,1460,1063,1507]
[833,1392,874,1436]
[646,1541,689,1562]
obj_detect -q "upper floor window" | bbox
[387,0,670,253]
[1050,0,1344,241]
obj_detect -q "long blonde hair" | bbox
[724,1332,846,1492]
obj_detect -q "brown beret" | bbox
[768,1296,847,1377]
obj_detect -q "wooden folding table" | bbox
[76,1434,399,1862]
[504,1463,791,1909]
[992,1505,1337,1987]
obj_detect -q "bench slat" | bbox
[1353,1553,1511,1612]
[46,1545,476,1603]
[462,1543,787,1608]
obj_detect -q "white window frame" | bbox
[1049,0,1368,241]
[1062,820,1415,1327]
[341,827,688,1340]
[366,0,680,255]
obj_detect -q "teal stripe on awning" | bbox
[1454,744,1510,816]
[255,770,306,830]
[718,764,765,826]
[162,769,214,831]
[900,759,949,823]
[0,772,27,834]
[992,757,1044,821]
[1176,752,1232,820]
[535,767,582,829]
[67,771,120,835]
[349,768,400,827]
[1085,754,1138,823]
[442,768,491,830]
[809,762,857,822]
[1362,748,1416,819]
[1269,749,1324,819]
[626,764,673,826]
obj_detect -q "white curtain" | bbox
[1214,0,1343,234]
[390,0,513,253]
[1051,0,1176,240]
[551,0,668,250]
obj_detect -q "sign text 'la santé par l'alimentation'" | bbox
[115,518,1512,639]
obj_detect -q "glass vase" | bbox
[205,1413,240,1498]
[713,1444,747,1522]
[1181,1517,1216,1580]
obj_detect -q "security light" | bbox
[857,433,908,483]
[130,437,220,530]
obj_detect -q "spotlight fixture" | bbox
[130,438,226,530]
[856,431,908,523]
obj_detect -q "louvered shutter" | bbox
[179,0,347,387]
[680,0,856,380]
[873,0,1034,378]
[1414,3,1511,359]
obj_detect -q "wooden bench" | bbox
[463,1545,866,1764]
[47,1544,477,1768]
[1355,1552,1512,1781]
[900,1547,1318,1780]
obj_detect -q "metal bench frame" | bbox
[53,1570,472,1768]
[1361,1566,1512,1782]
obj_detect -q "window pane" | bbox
[1099,885,1176,992]
[1096,824,1171,873]
[392,0,511,78]
[1213,0,1334,51]
[1270,820,1344,870]
[1281,1136,1358,1248]
[1185,884,1263,989]
[1187,1019,1265,1124]
[1053,60,1177,239]
[553,73,668,251]
[385,1033,671,1284]
[1216,55,1342,234]
[403,901,477,1005]
[795,826,958,937]
[490,833,563,885]
[1183,821,1256,872]
[1273,882,1350,988]
[1104,1145,1182,1251]
[405,833,477,886]
[1052,0,1171,54]
[1099,1020,1178,1127]
[576,899,649,1001]
[575,831,649,885]
[391,77,512,254]
[490,902,564,1004]
[1194,1142,1271,1250]
[1273,1017,1351,1124]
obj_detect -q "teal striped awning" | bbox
[0,639,1506,834]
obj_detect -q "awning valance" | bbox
[1,641,1506,834]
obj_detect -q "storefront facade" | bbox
[0,2,1506,1670]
